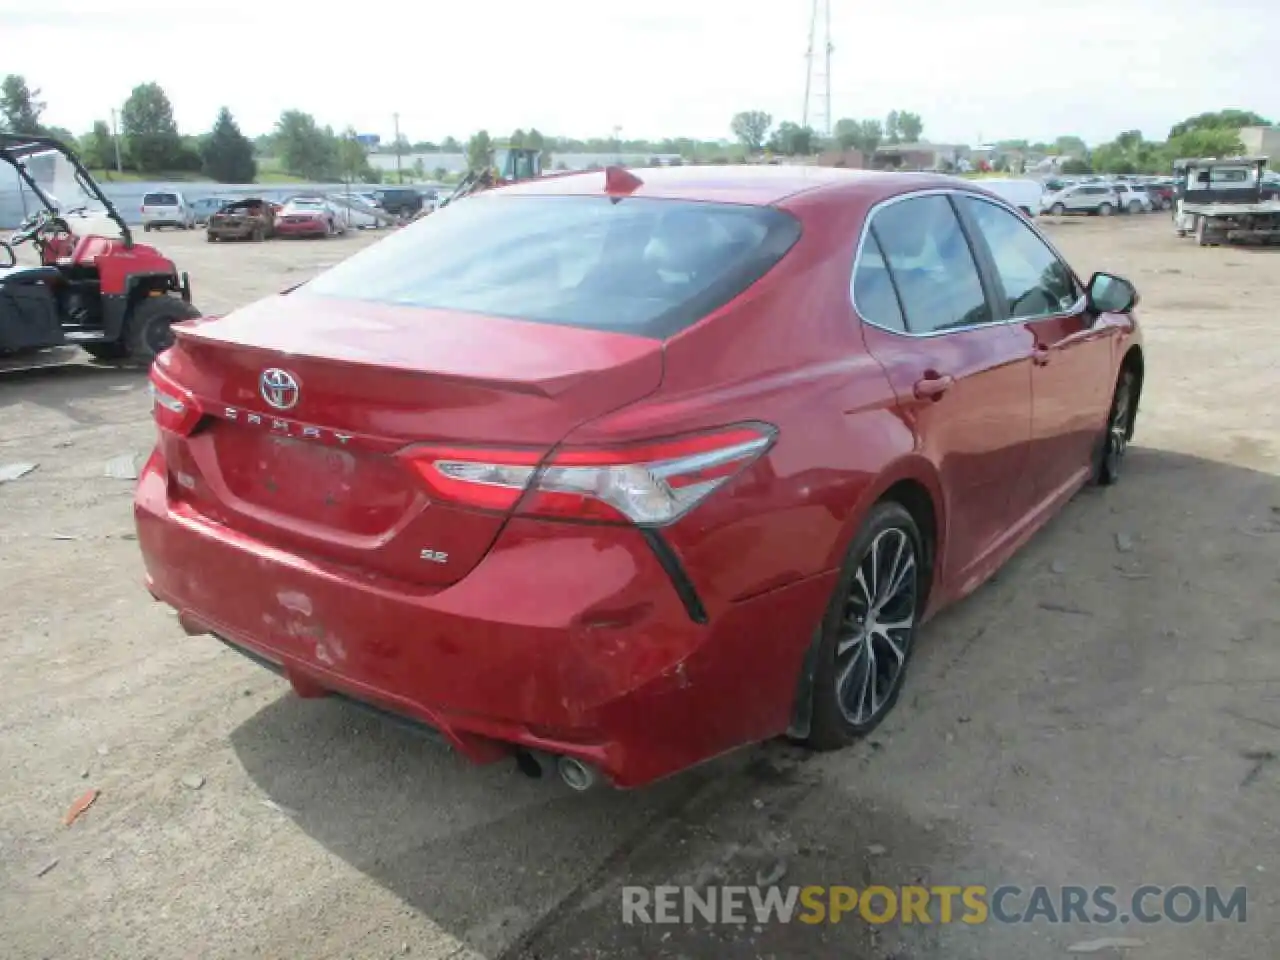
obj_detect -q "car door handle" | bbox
[913,373,954,401]
[1032,343,1051,366]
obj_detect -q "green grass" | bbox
[89,169,211,183]
[255,170,308,183]
[88,167,307,184]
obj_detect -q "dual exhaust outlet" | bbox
[515,749,600,791]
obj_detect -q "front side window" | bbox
[867,194,991,334]
[961,196,1079,319]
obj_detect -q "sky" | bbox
[2,0,1277,147]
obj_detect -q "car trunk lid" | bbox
[160,293,664,587]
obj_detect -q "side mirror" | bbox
[1086,271,1137,315]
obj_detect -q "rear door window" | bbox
[866,194,991,335]
[301,195,802,338]
[852,231,906,332]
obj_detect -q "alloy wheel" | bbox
[835,526,919,727]
[1104,372,1133,478]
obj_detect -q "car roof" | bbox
[494,164,960,205]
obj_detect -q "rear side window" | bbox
[144,192,178,205]
[852,231,906,331]
[301,195,802,338]
[868,195,991,335]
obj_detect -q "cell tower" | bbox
[802,0,833,138]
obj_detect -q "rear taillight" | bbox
[400,424,776,526]
[149,368,202,436]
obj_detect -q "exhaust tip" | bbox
[556,755,598,792]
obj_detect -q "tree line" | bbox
[730,109,925,158]
[727,104,1270,176]
[1069,111,1268,175]
[1,75,260,182]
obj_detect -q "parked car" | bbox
[372,187,424,218]
[1112,183,1153,214]
[973,178,1043,218]
[191,196,232,226]
[1144,183,1175,211]
[141,190,194,230]
[329,192,385,230]
[1041,183,1121,216]
[274,197,345,237]
[136,167,1144,790]
[206,198,278,242]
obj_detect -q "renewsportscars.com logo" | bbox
[621,884,1248,926]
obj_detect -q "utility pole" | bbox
[109,107,123,173]
[393,112,402,184]
[802,0,834,140]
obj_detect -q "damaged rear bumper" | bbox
[134,449,832,787]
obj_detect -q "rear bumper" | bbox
[134,449,833,787]
[207,223,259,239]
[275,219,327,236]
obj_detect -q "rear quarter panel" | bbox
[566,185,939,611]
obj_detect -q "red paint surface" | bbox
[135,167,1142,787]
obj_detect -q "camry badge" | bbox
[260,368,300,411]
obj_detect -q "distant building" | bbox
[1238,125,1280,160]
[815,148,867,168]
[873,142,969,171]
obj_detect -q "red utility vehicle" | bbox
[0,135,199,363]
[135,165,1145,790]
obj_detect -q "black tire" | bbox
[1095,366,1137,486]
[81,341,130,361]
[1097,202,1114,217]
[206,231,215,242]
[121,295,202,365]
[1195,216,1219,247]
[1127,200,1142,214]
[1050,202,1066,215]
[804,501,926,750]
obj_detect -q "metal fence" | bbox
[0,173,409,228]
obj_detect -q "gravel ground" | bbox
[1,216,1277,960]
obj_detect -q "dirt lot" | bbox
[1,218,1277,960]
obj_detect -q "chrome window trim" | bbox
[849,186,1085,340]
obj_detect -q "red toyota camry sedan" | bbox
[136,165,1144,790]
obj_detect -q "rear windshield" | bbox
[144,192,178,205]
[300,195,801,338]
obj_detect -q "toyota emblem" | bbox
[260,368,300,410]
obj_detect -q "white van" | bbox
[140,190,194,230]
[974,179,1043,219]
